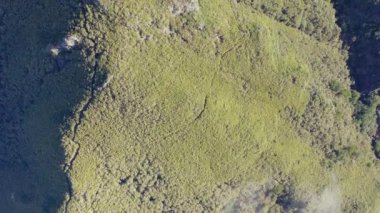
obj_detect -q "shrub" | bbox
[329,80,342,93]
[350,90,361,105]
[272,184,285,196]
[374,139,380,154]
[354,92,380,136]
[328,145,359,162]
[344,146,359,158]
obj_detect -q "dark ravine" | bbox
[333,0,380,159]
[333,0,380,93]
[0,1,87,212]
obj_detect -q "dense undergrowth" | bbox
[0,0,380,212]
[239,0,341,44]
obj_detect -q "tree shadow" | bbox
[333,0,380,93]
[0,1,92,212]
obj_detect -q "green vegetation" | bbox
[0,0,379,212]
[239,0,341,43]
[328,146,360,163]
[354,91,380,136]
[373,139,380,157]
[328,80,353,101]
[62,1,379,212]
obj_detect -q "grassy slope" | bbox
[59,0,380,212]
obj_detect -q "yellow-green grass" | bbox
[56,1,380,212]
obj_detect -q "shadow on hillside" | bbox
[0,1,91,212]
[333,0,380,93]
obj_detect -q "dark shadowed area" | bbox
[334,0,380,160]
[0,1,90,212]
[334,0,380,93]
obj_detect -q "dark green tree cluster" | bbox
[354,91,380,136]
[239,0,341,43]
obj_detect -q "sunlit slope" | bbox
[61,1,380,212]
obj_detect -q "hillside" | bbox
[0,0,379,212]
